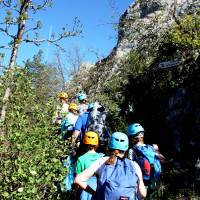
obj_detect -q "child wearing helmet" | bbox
[72,103,94,145]
[127,123,145,147]
[75,131,104,200]
[53,92,69,125]
[127,123,166,164]
[77,93,88,115]
[74,132,147,200]
[60,103,79,141]
[127,123,166,199]
[58,92,69,115]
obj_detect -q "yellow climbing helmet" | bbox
[58,92,68,99]
[69,103,78,111]
[83,131,99,146]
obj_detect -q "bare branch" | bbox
[0,2,4,9]
[0,20,18,26]
[0,45,12,49]
[0,0,20,13]
[38,0,52,8]
[23,17,82,51]
[0,27,15,39]
[2,0,11,8]
[47,41,65,52]
[8,6,20,14]
[30,0,52,13]
[88,48,104,61]
[65,45,85,77]
[23,29,81,49]
[55,50,65,88]
[107,0,120,17]
[24,23,41,34]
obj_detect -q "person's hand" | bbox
[76,141,80,148]
[153,144,159,151]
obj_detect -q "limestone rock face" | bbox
[116,0,198,58]
[89,0,199,92]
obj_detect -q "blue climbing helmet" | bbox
[108,132,129,151]
[87,102,94,111]
[127,123,144,137]
[77,93,87,102]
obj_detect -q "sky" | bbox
[0,0,133,68]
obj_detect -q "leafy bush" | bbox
[0,67,68,199]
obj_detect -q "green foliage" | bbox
[169,13,200,49]
[0,67,68,199]
[94,50,152,131]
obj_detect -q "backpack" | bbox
[86,102,110,146]
[96,158,139,200]
[63,155,75,191]
[130,144,161,182]
[60,119,74,141]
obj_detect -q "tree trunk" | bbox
[0,1,30,134]
[55,51,65,90]
[0,41,20,123]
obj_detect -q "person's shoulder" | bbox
[130,160,143,177]
[80,111,90,119]
[91,156,109,167]
[97,152,105,158]
[77,152,88,162]
[69,112,78,119]
[66,112,73,117]
[126,158,139,168]
[89,152,105,159]
[97,156,108,161]
[136,143,154,149]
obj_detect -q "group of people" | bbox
[53,91,165,200]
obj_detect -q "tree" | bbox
[25,50,63,103]
[54,50,66,90]
[54,45,86,92]
[66,45,85,76]
[0,0,82,129]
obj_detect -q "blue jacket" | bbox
[74,112,90,134]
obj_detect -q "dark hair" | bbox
[79,144,97,155]
[87,144,98,151]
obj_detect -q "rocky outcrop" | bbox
[90,0,199,92]
[116,0,199,58]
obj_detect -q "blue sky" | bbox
[0,0,133,67]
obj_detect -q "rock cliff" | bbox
[89,0,199,92]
